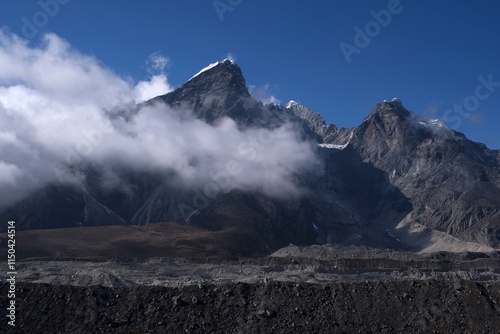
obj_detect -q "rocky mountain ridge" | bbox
[1,59,499,254]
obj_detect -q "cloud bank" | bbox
[249,83,281,105]
[0,31,320,207]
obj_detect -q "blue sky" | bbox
[1,0,499,148]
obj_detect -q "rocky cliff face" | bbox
[153,59,253,126]
[348,99,500,248]
[1,61,499,254]
[153,59,301,130]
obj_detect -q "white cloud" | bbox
[0,32,131,108]
[421,101,443,119]
[133,74,173,102]
[0,31,320,208]
[145,52,170,74]
[225,53,236,63]
[249,83,281,105]
[134,52,173,102]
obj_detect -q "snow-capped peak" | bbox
[286,100,299,109]
[188,58,235,81]
[382,97,400,103]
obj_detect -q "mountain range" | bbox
[2,59,499,255]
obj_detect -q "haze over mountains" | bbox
[1,57,499,255]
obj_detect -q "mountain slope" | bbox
[349,99,500,248]
[0,61,499,255]
[0,59,324,255]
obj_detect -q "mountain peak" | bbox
[188,58,237,81]
[372,97,411,118]
[353,98,417,147]
[369,98,412,120]
[153,58,254,125]
[286,100,299,109]
[382,97,402,104]
[178,58,249,99]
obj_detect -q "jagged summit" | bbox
[182,58,248,96]
[154,58,252,124]
[188,58,237,81]
[285,100,299,109]
[163,58,249,100]
[285,100,328,136]
[382,97,402,104]
[353,98,414,144]
[371,98,411,119]
[364,99,454,140]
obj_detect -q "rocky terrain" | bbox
[9,246,500,287]
[2,279,499,334]
[348,99,500,249]
[2,246,500,333]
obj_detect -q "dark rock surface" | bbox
[2,280,499,333]
[349,99,500,248]
[3,247,499,333]
[188,190,319,254]
[285,100,329,137]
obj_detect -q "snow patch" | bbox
[318,143,349,150]
[412,117,451,140]
[429,119,445,127]
[418,119,446,128]
[382,97,400,103]
[286,100,298,109]
[318,130,353,150]
[188,58,235,81]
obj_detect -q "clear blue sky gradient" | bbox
[1,0,499,148]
